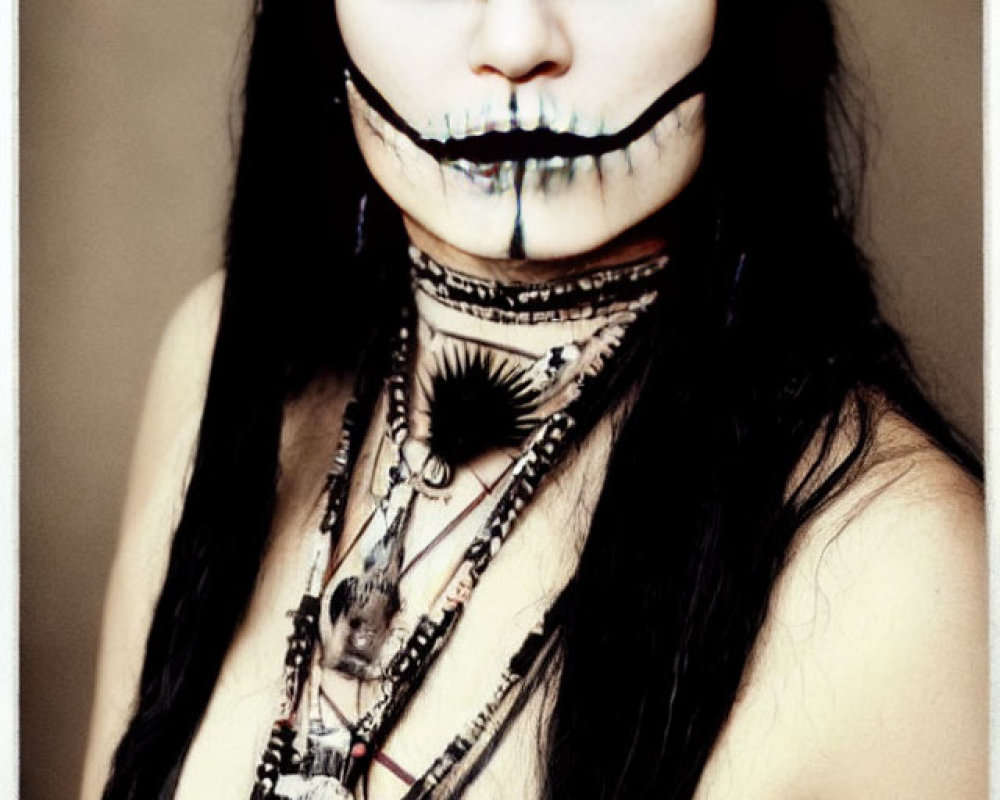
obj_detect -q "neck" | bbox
[408,241,668,331]
[404,243,668,444]
[402,214,670,284]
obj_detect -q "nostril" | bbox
[510,60,562,83]
[475,56,569,84]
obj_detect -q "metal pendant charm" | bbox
[420,453,452,489]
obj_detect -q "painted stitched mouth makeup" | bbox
[345,55,710,186]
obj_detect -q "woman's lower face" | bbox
[336,0,717,262]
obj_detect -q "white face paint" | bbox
[336,0,716,262]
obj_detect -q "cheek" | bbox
[568,1,716,115]
[517,95,707,259]
[335,0,475,125]
[349,89,522,259]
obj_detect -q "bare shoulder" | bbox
[80,270,225,800]
[115,268,225,587]
[803,412,985,797]
[793,410,984,606]
[698,410,986,800]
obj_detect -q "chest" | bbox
[169,394,819,800]
[171,404,611,800]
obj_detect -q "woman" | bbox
[81,0,986,798]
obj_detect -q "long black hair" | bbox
[100,1,979,798]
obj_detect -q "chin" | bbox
[353,92,706,263]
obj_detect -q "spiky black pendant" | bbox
[423,347,540,471]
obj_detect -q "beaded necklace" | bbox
[249,249,667,800]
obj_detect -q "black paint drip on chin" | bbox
[510,162,526,259]
[509,92,526,259]
[344,52,710,165]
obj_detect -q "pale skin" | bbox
[340,0,713,262]
[80,0,987,797]
[80,271,987,800]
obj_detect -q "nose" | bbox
[468,0,572,83]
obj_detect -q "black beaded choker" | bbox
[408,245,669,325]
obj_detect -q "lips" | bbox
[344,54,710,166]
[441,127,627,163]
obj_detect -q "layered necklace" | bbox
[249,246,668,800]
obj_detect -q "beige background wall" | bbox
[19,1,983,798]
